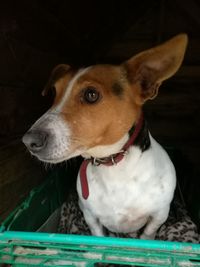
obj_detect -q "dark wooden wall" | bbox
[0,0,200,220]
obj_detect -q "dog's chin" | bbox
[33,149,85,164]
[36,156,68,164]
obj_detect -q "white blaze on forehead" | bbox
[54,66,92,111]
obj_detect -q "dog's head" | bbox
[22,34,188,163]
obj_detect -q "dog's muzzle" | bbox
[22,112,72,163]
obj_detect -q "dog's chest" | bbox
[77,144,172,233]
[77,138,176,234]
[83,173,151,232]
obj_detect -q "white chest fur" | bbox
[77,135,176,236]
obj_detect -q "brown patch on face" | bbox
[53,65,142,153]
[43,64,77,107]
[53,72,75,106]
[112,82,124,97]
[42,64,71,96]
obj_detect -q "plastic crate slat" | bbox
[1,231,200,266]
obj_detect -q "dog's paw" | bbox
[140,232,156,240]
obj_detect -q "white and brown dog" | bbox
[23,34,188,239]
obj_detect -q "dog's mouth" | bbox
[34,148,84,164]
[34,155,67,164]
[38,157,69,164]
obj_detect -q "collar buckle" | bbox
[92,157,101,166]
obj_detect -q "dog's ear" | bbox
[123,34,188,104]
[42,64,71,96]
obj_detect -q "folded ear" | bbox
[42,64,71,96]
[123,34,188,104]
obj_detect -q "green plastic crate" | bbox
[0,153,200,267]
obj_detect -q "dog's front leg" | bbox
[82,208,104,236]
[140,206,170,240]
[79,200,104,236]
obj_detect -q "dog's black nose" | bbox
[22,130,48,153]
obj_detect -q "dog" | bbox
[23,34,188,239]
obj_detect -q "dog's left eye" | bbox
[82,87,101,104]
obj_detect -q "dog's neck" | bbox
[79,114,150,199]
[81,134,129,159]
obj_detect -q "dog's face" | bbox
[23,34,188,163]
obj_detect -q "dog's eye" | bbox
[82,87,101,104]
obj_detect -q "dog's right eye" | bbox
[81,87,101,104]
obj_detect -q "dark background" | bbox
[0,0,200,222]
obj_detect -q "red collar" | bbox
[80,114,144,199]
